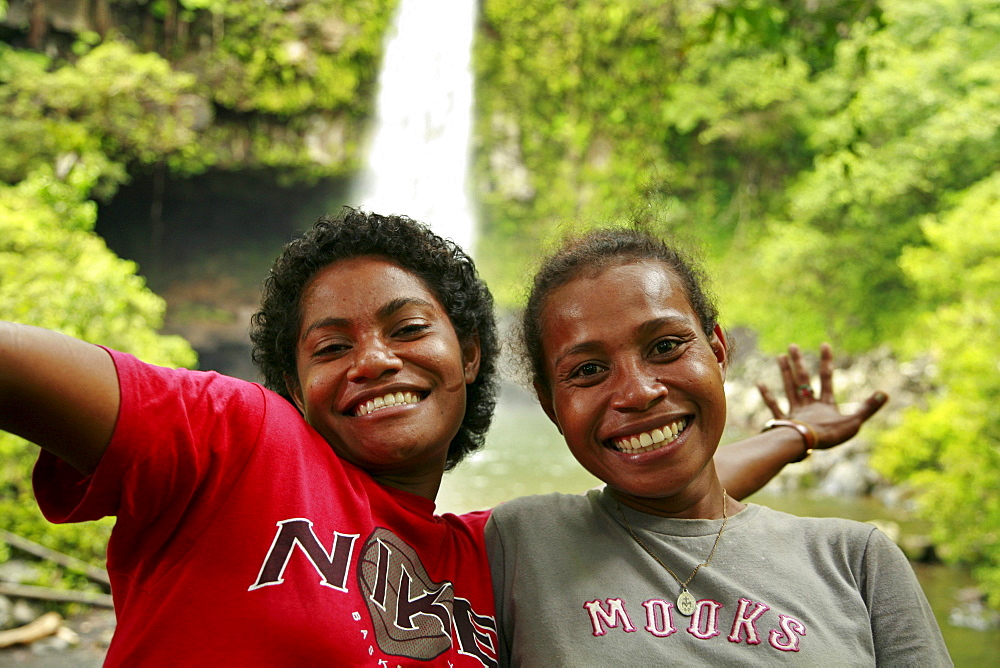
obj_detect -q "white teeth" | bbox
[613,418,688,453]
[355,391,421,416]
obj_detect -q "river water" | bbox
[437,384,1000,666]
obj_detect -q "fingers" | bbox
[818,343,834,403]
[787,344,815,404]
[853,391,889,423]
[756,383,785,418]
[777,352,797,403]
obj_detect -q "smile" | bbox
[611,417,689,453]
[353,391,423,417]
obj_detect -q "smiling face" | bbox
[288,256,479,497]
[535,261,728,515]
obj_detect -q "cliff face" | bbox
[1,0,397,179]
[4,0,114,46]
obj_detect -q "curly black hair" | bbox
[250,207,499,470]
[521,226,720,393]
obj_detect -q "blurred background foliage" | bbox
[1,0,998,606]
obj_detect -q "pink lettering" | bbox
[641,599,677,637]
[687,599,723,640]
[583,598,637,637]
[769,614,807,652]
[728,598,770,645]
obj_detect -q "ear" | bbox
[285,373,306,414]
[710,325,729,380]
[461,333,481,385]
[533,381,563,434]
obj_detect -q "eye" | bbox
[570,362,606,379]
[652,338,680,356]
[394,322,430,338]
[313,342,350,358]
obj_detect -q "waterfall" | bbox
[352,0,478,255]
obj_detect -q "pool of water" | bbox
[437,388,1000,666]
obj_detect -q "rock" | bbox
[282,40,310,66]
[817,458,873,497]
[899,534,938,563]
[46,0,92,34]
[0,560,44,585]
[11,600,41,627]
[319,17,352,52]
[866,519,901,543]
[487,113,535,201]
[30,632,73,654]
[949,588,1000,631]
[176,94,214,132]
[0,596,11,630]
[304,115,347,166]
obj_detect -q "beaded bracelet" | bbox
[763,418,818,462]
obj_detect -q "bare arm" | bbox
[0,321,120,475]
[716,343,888,501]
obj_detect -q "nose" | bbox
[609,360,667,412]
[347,336,403,382]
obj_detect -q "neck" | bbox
[373,469,444,501]
[610,478,742,520]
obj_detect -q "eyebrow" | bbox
[638,315,691,336]
[300,297,436,342]
[553,315,692,364]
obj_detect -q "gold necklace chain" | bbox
[614,489,729,616]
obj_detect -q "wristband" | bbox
[763,418,818,462]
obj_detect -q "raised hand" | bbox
[756,343,888,451]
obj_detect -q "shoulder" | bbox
[747,504,894,555]
[750,504,878,534]
[110,347,295,419]
[486,489,605,549]
[490,490,595,523]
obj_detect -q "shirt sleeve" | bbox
[484,511,513,668]
[862,527,953,666]
[33,348,267,530]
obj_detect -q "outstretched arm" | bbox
[0,321,119,475]
[716,343,888,501]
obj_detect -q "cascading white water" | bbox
[352,0,478,255]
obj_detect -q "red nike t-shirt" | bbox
[34,349,498,667]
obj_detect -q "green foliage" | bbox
[872,173,1000,605]
[725,0,1000,351]
[474,0,875,305]
[170,0,396,176]
[476,0,1000,603]
[0,0,397,576]
[0,164,196,570]
[0,41,203,190]
[3,1,396,179]
[192,0,392,115]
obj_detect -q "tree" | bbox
[0,166,196,570]
[723,0,1000,351]
[872,173,1000,606]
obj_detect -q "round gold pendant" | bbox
[677,589,697,616]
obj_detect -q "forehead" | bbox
[299,255,444,318]
[541,261,693,344]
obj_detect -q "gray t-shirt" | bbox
[486,488,951,667]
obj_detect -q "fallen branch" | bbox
[0,611,63,648]
[0,583,114,609]
[0,530,111,588]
